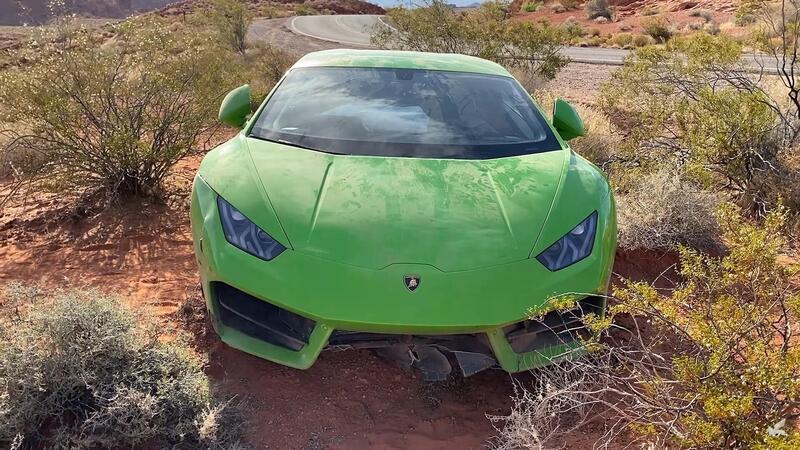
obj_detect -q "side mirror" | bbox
[552,98,585,141]
[218,84,252,129]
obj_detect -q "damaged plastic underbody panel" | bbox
[327,332,498,381]
[326,296,602,381]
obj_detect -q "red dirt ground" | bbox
[0,151,674,448]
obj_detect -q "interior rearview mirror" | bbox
[552,98,585,141]
[218,84,252,129]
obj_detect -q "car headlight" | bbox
[536,211,598,271]
[217,196,286,261]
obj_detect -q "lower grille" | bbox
[326,331,496,380]
[213,282,316,351]
[503,296,605,354]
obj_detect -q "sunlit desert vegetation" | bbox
[1,0,800,448]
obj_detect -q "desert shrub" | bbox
[587,27,601,37]
[488,367,595,449]
[641,5,659,16]
[570,106,620,168]
[631,33,653,47]
[522,1,541,12]
[688,8,713,22]
[735,0,758,26]
[0,21,239,198]
[560,0,580,9]
[0,286,241,449]
[642,17,672,42]
[585,0,611,20]
[562,19,585,38]
[686,21,703,31]
[735,12,758,26]
[534,91,619,168]
[609,206,800,448]
[373,0,568,83]
[492,206,800,448]
[703,20,720,34]
[574,35,604,46]
[608,32,633,48]
[209,0,252,55]
[600,33,800,216]
[244,42,296,104]
[617,169,722,251]
[294,4,318,15]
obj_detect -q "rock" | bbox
[594,16,610,24]
[673,1,699,11]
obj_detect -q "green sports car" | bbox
[191,49,616,381]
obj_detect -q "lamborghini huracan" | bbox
[190,49,617,381]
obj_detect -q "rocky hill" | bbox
[0,0,384,25]
[512,0,744,41]
[0,0,171,25]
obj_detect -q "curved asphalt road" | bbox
[288,14,632,65]
[288,15,776,71]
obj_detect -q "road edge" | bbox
[286,16,374,48]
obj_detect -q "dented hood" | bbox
[245,138,567,272]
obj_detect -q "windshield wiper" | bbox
[248,134,346,155]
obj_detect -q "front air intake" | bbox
[213,282,315,351]
[503,296,605,354]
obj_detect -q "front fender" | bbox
[196,135,290,248]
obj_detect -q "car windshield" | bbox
[249,67,561,159]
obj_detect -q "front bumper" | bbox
[191,176,616,376]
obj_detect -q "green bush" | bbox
[608,32,633,48]
[703,20,720,35]
[608,206,800,448]
[522,1,541,12]
[294,4,318,16]
[599,33,799,216]
[688,8,713,22]
[734,1,758,26]
[560,0,581,9]
[0,286,241,449]
[641,5,660,16]
[372,0,568,83]
[0,21,237,198]
[735,12,758,26]
[617,169,722,251]
[562,19,586,38]
[492,206,800,449]
[585,0,611,20]
[244,42,296,105]
[209,0,253,55]
[642,17,672,42]
[631,33,653,47]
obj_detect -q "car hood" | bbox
[245,138,567,272]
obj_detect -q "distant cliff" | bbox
[0,0,180,25]
[0,0,384,25]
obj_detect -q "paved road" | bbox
[288,15,633,65]
[288,15,778,71]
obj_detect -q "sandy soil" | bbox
[0,17,639,450]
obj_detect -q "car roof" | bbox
[292,49,512,77]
